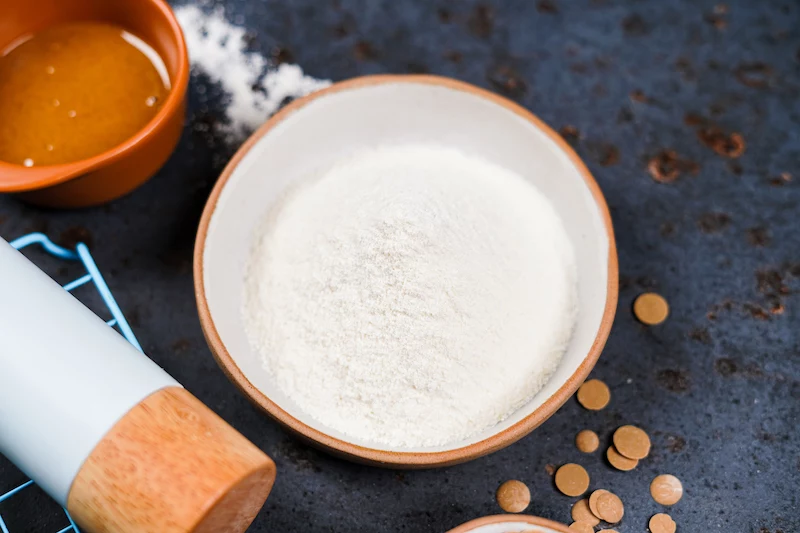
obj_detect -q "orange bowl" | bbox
[0,0,188,208]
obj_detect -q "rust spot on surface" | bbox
[734,62,773,89]
[697,128,745,158]
[353,40,378,61]
[743,303,770,320]
[660,222,676,237]
[559,125,580,144]
[437,7,453,23]
[727,161,743,175]
[545,464,556,476]
[683,112,708,127]
[715,358,738,377]
[487,65,527,99]
[537,0,559,14]
[271,46,294,65]
[756,269,788,296]
[59,226,93,249]
[630,89,648,103]
[443,50,463,63]
[746,227,771,247]
[768,172,792,186]
[665,435,686,453]
[468,4,494,38]
[647,150,699,183]
[657,369,691,392]
[171,338,191,354]
[704,11,727,29]
[598,144,619,166]
[697,212,731,233]
[622,13,648,36]
[689,327,712,344]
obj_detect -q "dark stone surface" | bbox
[1,0,798,531]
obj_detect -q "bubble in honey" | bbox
[46,66,55,74]
[53,99,60,107]
[67,110,77,118]
[145,96,158,107]
[46,144,54,151]
[23,158,34,167]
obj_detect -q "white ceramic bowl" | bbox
[446,515,571,533]
[195,75,617,467]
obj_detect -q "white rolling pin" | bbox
[0,237,276,533]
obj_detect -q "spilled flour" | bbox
[244,145,579,448]
[175,5,331,142]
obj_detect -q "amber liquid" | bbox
[0,22,169,166]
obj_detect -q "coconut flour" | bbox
[244,145,578,447]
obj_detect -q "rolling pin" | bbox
[0,238,276,533]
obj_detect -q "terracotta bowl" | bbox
[447,515,571,533]
[195,75,618,467]
[0,0,188,208]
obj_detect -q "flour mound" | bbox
[244,145,578,448]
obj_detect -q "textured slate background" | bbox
[1,0,798,531]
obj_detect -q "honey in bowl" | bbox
[0,21,170,167]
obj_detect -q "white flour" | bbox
[175,5,331,142]
[244,145,578,447]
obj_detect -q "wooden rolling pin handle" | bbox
[66,387,276,533]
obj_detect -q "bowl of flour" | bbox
[195,75,617,466]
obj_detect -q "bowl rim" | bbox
[0,0,190,192]
[446,514,572,533]
[193,74,619,467]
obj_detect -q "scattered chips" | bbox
[577,379,611,410]
[607,445,639,471]
[613,425,651,460]
[633,292,669,325]
[576,430,600,453]
[571,499,600,526]
[568,522,595,533]
[588,489,609,518]
[555,463,590,497]
[650,474,683,506]
[649,513,677,533]
[596,491,624,523]
[495,479,530,513]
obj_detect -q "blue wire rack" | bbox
[0,233,143,533]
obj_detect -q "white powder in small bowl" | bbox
[243,145,578,448]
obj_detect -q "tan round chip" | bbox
[568,522,595,533]
[571,499,600,526]
[607,444,639,471]
[649,513,676,533]
[576,430,600,453]
[588,489,609,518]
[577,379,611,410]
[651,474,683,505]
[555,463,590,497]
[613,425,651,459]
[596,491,624,524]
[495,479,530,513]
[633,292,669,325]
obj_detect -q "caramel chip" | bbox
[588,489,609,518]
[495,480,530,513]
[576,430,600,453]
[596,491,624,524]
[555,463,590,497]
[651,474,683,506]
[649,513,677,533]
[571,499,600,526]
[568,522,595,533]
[613,425,651,460]
[577,379,611,410]
[607,445,639,471]
[633,293,669,325]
